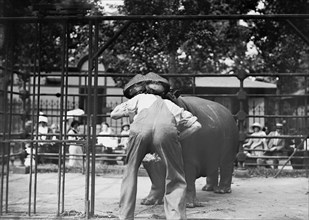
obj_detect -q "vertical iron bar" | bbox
[85,20,93,219]
[62,20,70,214]
[33,21,43,215]
[57,20,67,216]
[5,40,15,212]
[238,78,246,158]
[0,29,10,215]
[82,73,87,175]
[28,20,39,216]
[90,18,99,216]
[305,74,308,177]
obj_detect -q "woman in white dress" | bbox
[68,120,83,167]
[243,122,267,157]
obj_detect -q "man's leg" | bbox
[119,132,149,220]
[272,151,282,169]
[257,158,265,167]
[262,151,272,168]
[273,159,279,169]
[154,129,187,220]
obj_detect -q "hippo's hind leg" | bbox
[215,163,233,194]
[202,169,219,192]
[215,133,238,194]
[141,160,165,205]
[202,166,232,194]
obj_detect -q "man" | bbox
[263,123,286,169]
[111,73,201,220]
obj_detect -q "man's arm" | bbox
[111,95,139,120]
[273,139,286,151]
[110,103,128,119]
[179,121,202,141]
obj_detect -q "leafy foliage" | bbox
[109,0,261,89]
[252,0,309,93]
[1,0,308,93]
[107,0,308,93]
[1,0,113,72]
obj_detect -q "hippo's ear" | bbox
[173,90,181,98]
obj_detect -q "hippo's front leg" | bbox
[141,160,165,205]
[184,163,203,208]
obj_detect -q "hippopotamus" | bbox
[141,95,239,208]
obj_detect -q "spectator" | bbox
[243,122,268,166]
[97,122,118,165]
[119,123,130,150]
[262,123,286,169]
[262,126,270,135]
[24,119,37,167]
[50,123,60,141]
[36,115,53,164]
[97,122,118,150]
[17,120,33,166]
[287,129,305,170]
[36,116,52,140]
[24,143,36,167]
[49,123,61,164]
[68,120,83,168]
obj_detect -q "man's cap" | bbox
[123,73,171,98]
[123,74,146,98]
[145,72,170,90]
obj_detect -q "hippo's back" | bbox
[177,96,239,177]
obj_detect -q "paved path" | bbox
[1,172,308,219]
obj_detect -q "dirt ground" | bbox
[1,167,308,220]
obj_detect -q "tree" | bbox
[251,0,309,93]
[2,0,308,94]
[0,0,114,129]
[101,0,308,98]
[246,0,309,119]
[107,0,260,89]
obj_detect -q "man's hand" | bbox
[110,103,129,119]
[179,121,202,141]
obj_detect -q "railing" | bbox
[8,96,309,135]
[2,133,308,170]
[240,135,309,170]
